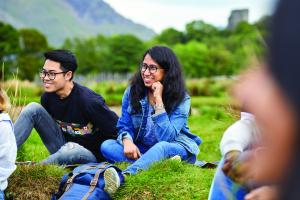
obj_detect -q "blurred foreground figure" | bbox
[208,111,259,199]
[270,0,300,198]
[208,109,279,200]
[234,0,300,199]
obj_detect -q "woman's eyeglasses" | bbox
[140,63,162,74]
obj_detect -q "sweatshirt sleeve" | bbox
[220,118,257,156]
[0,121,17,191]
[85,97,119,138]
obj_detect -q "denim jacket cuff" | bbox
[117,132,133,145]
[151,111,168,124]
[151,109,166,118]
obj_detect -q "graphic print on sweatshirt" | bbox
[56,119,94,136]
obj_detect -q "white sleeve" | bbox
[220,118,257,156]
[0,121,17,191]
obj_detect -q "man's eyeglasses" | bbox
[39,69,67,80]
[140,63,162,74]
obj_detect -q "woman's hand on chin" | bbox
[151,81,163,104]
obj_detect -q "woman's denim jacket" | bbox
[117,87,202,156]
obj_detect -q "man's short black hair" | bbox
[44,49,77,72]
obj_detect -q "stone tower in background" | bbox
[227,9,249,29]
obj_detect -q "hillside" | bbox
[0,0,156,46]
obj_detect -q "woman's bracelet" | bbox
[153,103,165,111]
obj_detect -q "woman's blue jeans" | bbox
[208,158,248,200]
[14,102,97,165]
[101,139,189,174]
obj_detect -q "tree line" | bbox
[0,17,269,81]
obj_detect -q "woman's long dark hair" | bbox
[130,46,186,113]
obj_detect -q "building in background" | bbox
[227,9,249,29]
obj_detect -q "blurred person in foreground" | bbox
[208,111,254,200]
[14,49,118,165]
[232,0,300,198]
[0,88,17,200]
[208,110,278,200]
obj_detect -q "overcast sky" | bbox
[104,0,277,33]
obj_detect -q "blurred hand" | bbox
[222,150,242,175]
[151,81,163,104]
[123,138,141,160]
[245,186,278,200]
[222,150,254,184]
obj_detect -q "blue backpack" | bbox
[52,162,124,200]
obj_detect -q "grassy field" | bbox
[5,79,238,199]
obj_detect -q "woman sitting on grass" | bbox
[101,45,202,195]
[0,88,17,200]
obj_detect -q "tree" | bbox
[63,35,110,74]
[0,22,20,79]
[17,29,49,80]
[106,35,146,73]
[234,21,256,35]
[0,22,20,60]
[254,15,271,41]
[185,20,218,42]
[155,28,185,45]
[19,29,48,53]
[174,41,210,77]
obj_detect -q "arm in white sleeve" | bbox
[0,120,17,191]
[220,112,258,156]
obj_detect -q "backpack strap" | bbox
[62,164,97,195]
[82,162,111,200]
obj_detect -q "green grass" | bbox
[115,161,216,200]
[7,165,67,199]
[7,95,237,199]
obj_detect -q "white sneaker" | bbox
[170,155,181,161]
[104,167,121,196]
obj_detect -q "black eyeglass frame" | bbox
[39,69,68,80]
[140,63,162,74]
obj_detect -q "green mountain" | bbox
[0,0,156,46]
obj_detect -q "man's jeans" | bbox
[14,102,97,165]
[101,139,189,174]
[0,190,4,200]
[208,158,248,200]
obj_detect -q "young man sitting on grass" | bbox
[14,49,119,165]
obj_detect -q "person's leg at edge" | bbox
[208,158,248,200]
[123,141,189,175]
[40,142,97,165]
[0,190,4,200]
[14,102,65,153]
